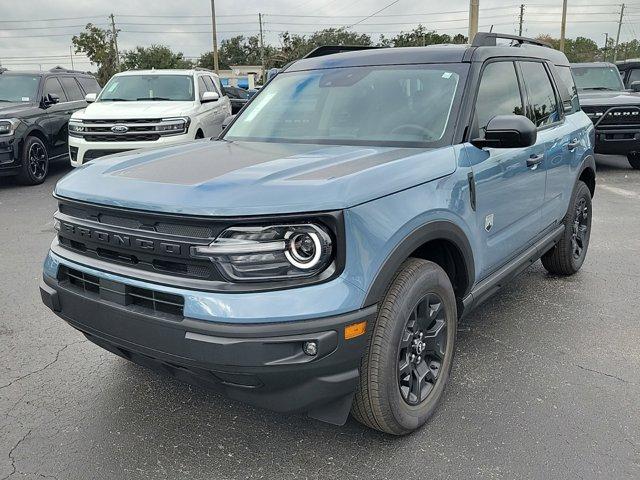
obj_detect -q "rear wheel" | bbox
[628,152,640,170]
[16,136,49,185]
[351,258,457,435]
[541,180,592,275]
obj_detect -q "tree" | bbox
[535,34,599,63]
[380,26,466,47]
[197,35,277,70]
[72,23,118,85]
[276,28,373,65]
[122,45,193,70]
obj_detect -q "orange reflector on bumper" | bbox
[344,321,367,340]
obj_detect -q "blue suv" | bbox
[40,33,596,434]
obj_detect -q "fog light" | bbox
[303,341,318,356]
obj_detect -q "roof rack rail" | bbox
[194,67,214,72]
[472,32,551,48]
[48,65,91,75]
[303,45,381,59]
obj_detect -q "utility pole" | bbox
[559,0,568,52]
[468,0,479,43]
[603,33,609,62]
[210,0,219,74]
[69,45,74,70]
[614,3,625,62]
[258,13,266,83]
[109,14,120,70]
[518,4,525,36]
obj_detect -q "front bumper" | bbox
[0,134,20,176]
[593,126,640,155]
[40,256,375,425]
[69,133,194,167]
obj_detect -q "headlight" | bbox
[0,118,20,136]
[68,120,85,136]
[191,223,334,281]
[156,117,190,134]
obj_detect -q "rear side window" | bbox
[59,76,84,101]
[520,62,560,127]
[77,76,101,94]
[475,61,524,137]
[44,77,67,102]
[197,77,208,98]
[555,66,580,114]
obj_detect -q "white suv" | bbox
[68,69,231,166]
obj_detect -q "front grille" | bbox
[84,149,131,162]
[59,266,184,318]
[582,105,640,126]
[55,199,223,282]
[84,134,161,142]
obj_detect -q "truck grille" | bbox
[59,266,184,318]
[582,105,640,127]
[55,199,224,282]
[71,118,188,142]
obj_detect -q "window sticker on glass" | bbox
[442,72,453,79]
[21,97,30,102]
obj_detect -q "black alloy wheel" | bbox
[398,293,448,406]
[571,196,589,261]
[28,142,48,181]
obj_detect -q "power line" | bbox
[346,0,403,27]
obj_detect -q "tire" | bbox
[351,258,457,435]
[16,136,49,185]
[541,180,592,275]
[628,152,640,170]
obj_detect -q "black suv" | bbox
[571,62,640,169]
[0,67,100,184]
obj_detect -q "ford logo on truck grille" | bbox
[111,124,129,134]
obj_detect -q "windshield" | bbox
[224,65,464,147]
[0,75,40,102]
[99,74,194,101]
[572,66,624,91]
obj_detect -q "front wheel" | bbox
[628,152,640,170]
[351,258,457,435]
[541,180,592,275]
[16,136,49,185]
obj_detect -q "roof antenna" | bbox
[489,24,494,33]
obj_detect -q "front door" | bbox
[467,60,547,279]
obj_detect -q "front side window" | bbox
[44,78,68,102]
[0,74,40,102]
[571,66,625,91]
[224,65,464,147]
[474,61,524,137]
[627,68,640,87]
[520,62,560,127]
[99,75,194,101]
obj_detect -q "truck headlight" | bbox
[68,120,85,136]
[191,223,334,281]
[0,118,20,136]
[156,117,190,134]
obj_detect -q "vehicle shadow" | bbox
[594,154,633,172]
[0,161,72,190]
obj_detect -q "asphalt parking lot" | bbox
[1,155,639,480]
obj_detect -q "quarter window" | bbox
[77,77,101,94]
[555,66,580,114]
[520,62,560,127]
[475,61,524,136]
[44,77,67,102]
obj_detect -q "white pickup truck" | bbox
[68,69,231,166]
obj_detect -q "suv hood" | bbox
[578,90,640,106]
[0,101,35,116]
[54,140,458,216]
[74,100,196,120]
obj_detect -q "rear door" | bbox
[204,75,229,135]
[41,76,70,157]
[518,61,575,230]
[468,60,547,278]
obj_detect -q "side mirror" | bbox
[222,115,236,130]
[630,81,640,93]
[44,93,60,106]
[471,115,537,149]
[201,91,219,103]
[85,93,97,103]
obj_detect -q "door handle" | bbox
[527,154,544,168]
[568,138,579,151]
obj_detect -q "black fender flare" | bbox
[578,154,596,195]
[362,220,475,307]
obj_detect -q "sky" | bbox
[0,0,637,71]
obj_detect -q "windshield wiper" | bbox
[101,98,131,101]
[582,87,616,91]
[136,97,172,101]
